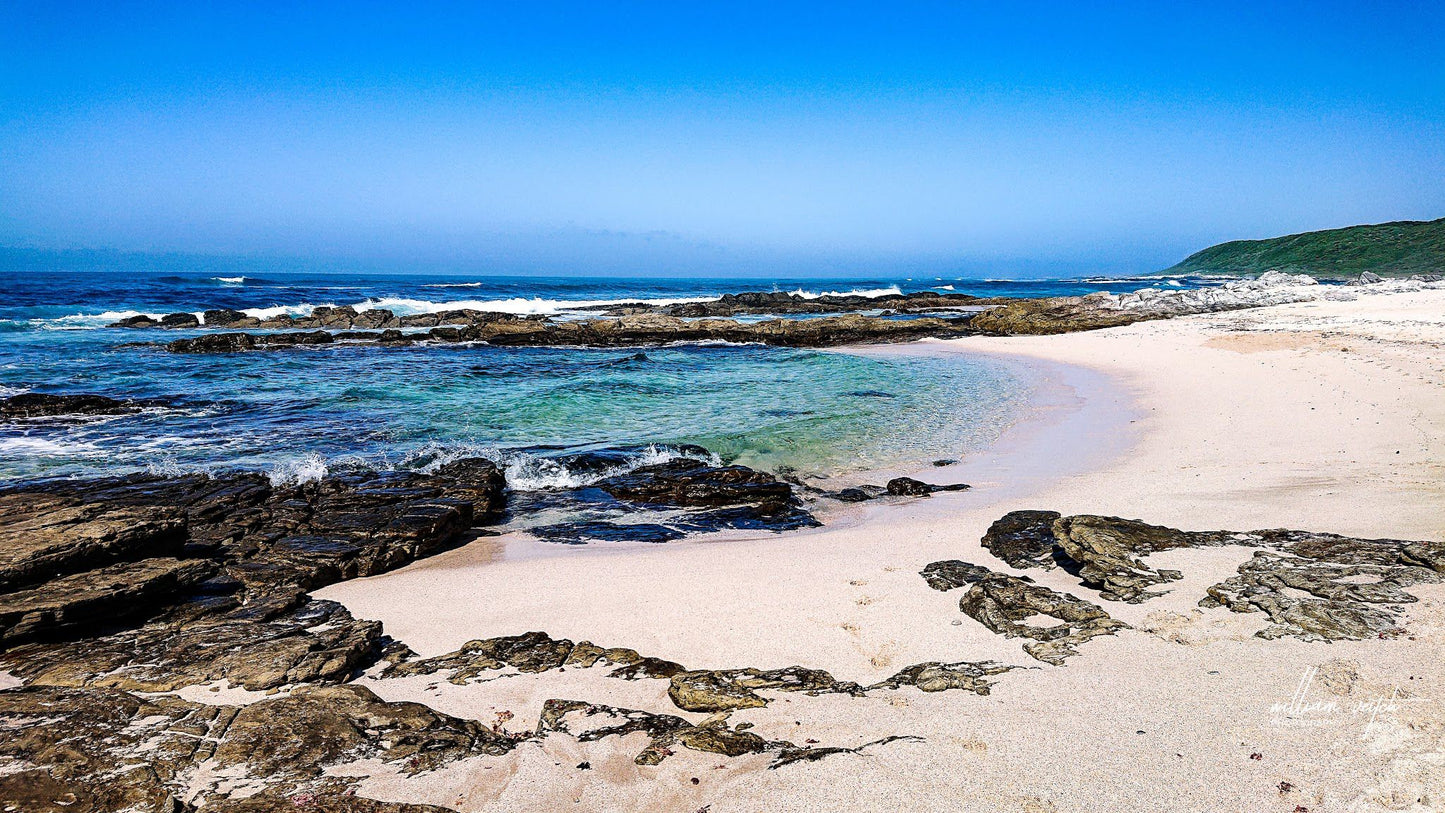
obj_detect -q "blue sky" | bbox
[1,2,1442,277]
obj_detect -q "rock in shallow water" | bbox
[0,392,166,419]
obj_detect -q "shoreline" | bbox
[3,286,1443,811]
[314,287,1445,812]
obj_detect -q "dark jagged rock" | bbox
[0,492,186,591]
[675,501,822,534]
[980,510,1063,570]
[1199,527,1445,642]
[352,308,400,329]
[214,684,519,775]
[111,314,161,327]
[668,666,864,712]
[955,572,1131,665]
[0,557,216,646]
[431,457,506,517]
[156,312,975,352]
[771,735,924,769]
[160,312,200,328]
[0,392,162,419]
[0,685,204,812]
[885,477,970,497]
[867,661,1015,694]
[918,559,999,592]
[383,630,1000,714]
[0,466,503,692]
[631,289,982,318]
[384,631,684,685]
[1050,514,1218,602]
[982,511,1233,602]
[168,331,257,352]
[833,486,884,502]
[530,520,686,544]
[538,699,773,766]
[597,458,794,508]
[169,329,334,352]
[202,308,250,326]
[967,294,1146,335]
[2,599,382,691]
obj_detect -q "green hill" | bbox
[1164,218,1445,280]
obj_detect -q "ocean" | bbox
[0,270,1226,488]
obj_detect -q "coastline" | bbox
[315,286,1445,812]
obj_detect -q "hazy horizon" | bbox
[2,3,1442,278]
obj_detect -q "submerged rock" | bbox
[0,392,163,420]
[884,477,970,497]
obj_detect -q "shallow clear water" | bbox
[0,270,1224,485]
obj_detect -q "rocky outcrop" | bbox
[0,557,216,646]
[0,464,503,677]
[1201,528,1445,641]
[980,511,1234,602]
[884,477,970,497]
[2,598,384,692]
[596,458,793,507]
[977,511,1445,641]
[967,295,1146,335]
[0,492,187,592]
[0,392,166,419]
[384,630,1011,713]
[161,312,976,352]
[918,562,1130,665]
[636,289,982,318]
[589,458,820,535]
[0,684,520,812]
[538,699,774,766]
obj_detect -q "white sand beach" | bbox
[318,287,1445,813]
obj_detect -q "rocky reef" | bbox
[158,312,975,352]
[100,273,1445,356]
[0,392,172,419]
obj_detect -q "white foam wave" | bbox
[421,282,484,288]
[40,310,167,329]
[787,285,904,300]
[214,276,246,285]
[404,442,720,491]
[267,453,330,486]
[0,437,102,455]
[934,285,955,291]
[348,295,717,317]
[240,303,333,320]
[0,385,29,398]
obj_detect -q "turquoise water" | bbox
[0,270,1219,485]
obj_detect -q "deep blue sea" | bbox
[0,271,1226,487]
